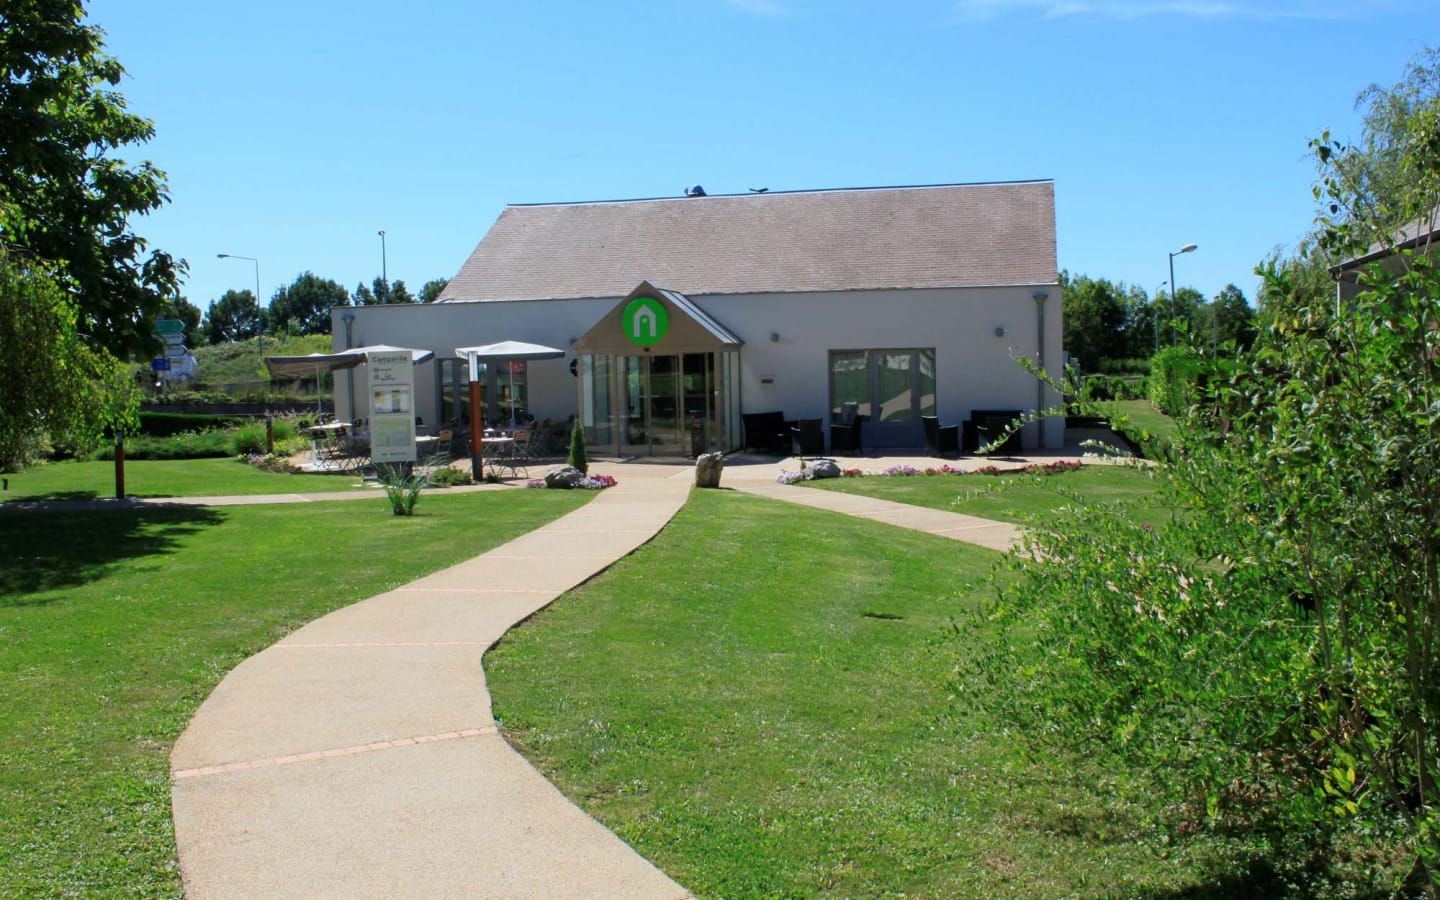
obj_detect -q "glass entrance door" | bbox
[614,353,720,457]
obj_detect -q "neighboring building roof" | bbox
[1334,207,1440,277]
[438,181,1058,302]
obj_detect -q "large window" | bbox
[828,348,937,448]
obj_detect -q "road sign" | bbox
[155,319,185,335]
[151,357,171,371]
[164,343,188,360]
[161,332,186,346]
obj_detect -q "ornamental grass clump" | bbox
[376,464,427,516]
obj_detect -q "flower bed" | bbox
[778,459,1083,484]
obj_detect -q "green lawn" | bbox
[486,489,1256,899]
[811,462,1177,527]
[0,490,590,897]
[2,457,370,501]
[1112,398,1178,452]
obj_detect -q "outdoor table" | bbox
[307,422,348,469]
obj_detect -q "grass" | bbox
[486,488,1258,899]
[1,457,371,501]
[1112,398,1179,452]
[0,489,590,897]
[809,462,1178,527]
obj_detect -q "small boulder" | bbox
[544,465,586,489]
[695,451,725,488]
[804,458,842,480]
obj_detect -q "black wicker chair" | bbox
[791,418,825,457]
[829,402,866,455]
[742,411,791,455]
[922,415,960,457]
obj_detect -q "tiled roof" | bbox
[438,181,1057,302]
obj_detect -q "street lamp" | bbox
[1167,243,1197,345]
[378,230,387,287]
[217,253,262,355]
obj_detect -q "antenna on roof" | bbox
[684,185,707,197]
[749,187,769,193]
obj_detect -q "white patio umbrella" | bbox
[454,340,565,427]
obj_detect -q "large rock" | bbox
[695,451,725,488]
[804,458,841,480]
[544,465,586,489]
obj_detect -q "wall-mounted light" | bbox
[994,325,1006,338]
[769,332,780,343]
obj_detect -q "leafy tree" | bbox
[268,271,348,335]
[203,289,263,343]
[353,280,376,306]
[0,0,182,359]
[389,279,414,304]
[159,295,202,336]
[1209,283,1256,349]
[0,258,138,471]
[967,52,1440,895]
[1059,271,1126,371]
[419,278,449,303]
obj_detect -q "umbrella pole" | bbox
[469,380,484,481]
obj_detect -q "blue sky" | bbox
[89,0,1424,314]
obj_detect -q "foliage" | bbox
[1060,270,1128,369]
[0,0,181,360]
[187,332,331,390]
[966,72,1440,890]
[353,277,414,305]
[203,289,263,344]
[86,428,231,460]
[159,295,203,335]
[419,277,449,303]
[427,466,473,487]
[567,418,588,474]
[0,260,139,471]
[267,271,349,335]
[1146,344,1202,417]
[1211,283,1257,350]
[376,463,427,515]
[138,412,249,436]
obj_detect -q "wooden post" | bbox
[114,431,126,499]
[266,415,274,454]
[469,379,484,481]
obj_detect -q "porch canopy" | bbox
[265,345,435,419]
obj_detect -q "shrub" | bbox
[428,467,473,487]
[566,419,588,474]
[1146,345,1202,416]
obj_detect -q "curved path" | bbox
[166,453,1047,898]
[169,473,695,899]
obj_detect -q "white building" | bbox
[333,181,1064,456]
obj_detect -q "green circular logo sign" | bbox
[622,296,669,346]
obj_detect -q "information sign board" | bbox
[155,319,185,335]
[368,351,416,463]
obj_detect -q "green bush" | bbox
[88,430,232,460]
[1146,345,1202,416]
[138,412,249,437]
[1097,357,1151,376]
[428,467,473,487]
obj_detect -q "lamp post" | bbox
[1167,243,1197,345]
[378,230,387,288]
[1153,280,1167,352]
[217,253,262,356]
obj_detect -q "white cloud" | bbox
[951,0,1367,22]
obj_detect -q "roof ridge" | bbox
[506,179,1054,209]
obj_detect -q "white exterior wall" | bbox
[333,284,1064,449]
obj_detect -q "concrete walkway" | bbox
[156,449,1074,898]
[169,473,696,899]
